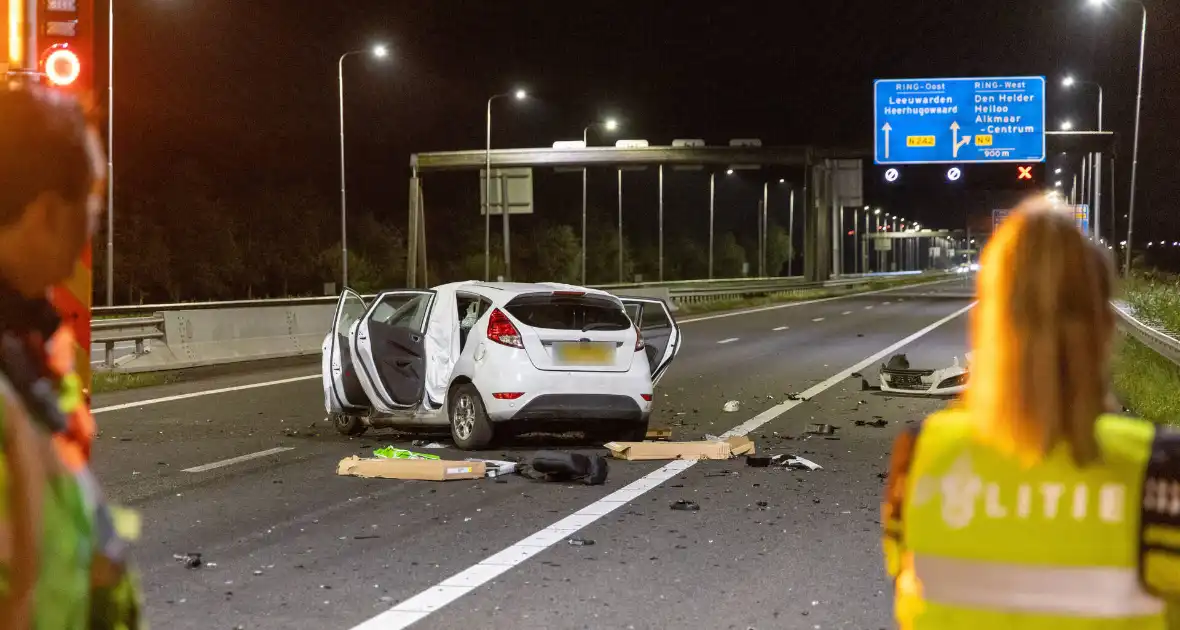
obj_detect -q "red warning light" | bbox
[41,44,82,86]
[1017,165,1033,180]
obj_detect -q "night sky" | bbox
[104,0,1179,259]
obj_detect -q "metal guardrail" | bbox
[1113,301,1180,367]
[87,272,941,370]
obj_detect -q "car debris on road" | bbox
[670,499,700,511]
[604,436,755,461]
[518,451,608,485]
[878,352,970,396]
[723,400,741,412]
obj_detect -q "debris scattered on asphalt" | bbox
[645,428,673,441]
[723,400,741,412]
[784,455,823,471]
[567,536,596,546]
[704,470,739,478]
[173,552,202,569]
[746,455,773,467]
[855,418,889,428]
[756,500,769,508]
[518,451,608,485]
[862,378,881,392]
[410,440,446,449]
[670,499,700,511]
[786,393,808,401]
[336,456,485,481]
[604,436,755,461]
[805,423,837,436]
[876,472,889,480]
[850,372,863,378]
[353,535,381,540]
[373,446,440,461]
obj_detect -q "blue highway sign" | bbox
[874,76,1046,165]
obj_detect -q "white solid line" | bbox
[350,301,977,630]
[92,375,321,414]
[773,326,789,331]
[716,337,739,344]
[841,311,852,315]
[865,305,874,310]
[181,447,295,473]
[812,317,825,322]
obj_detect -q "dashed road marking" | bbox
[811,317,825,322]
[716,338,739,344]
[865,305,874,310]
[841,311,852,316]
[181,447,295,473]
[350,301,977,630]
[773,326,789,331]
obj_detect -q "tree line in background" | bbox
[91,189,794,304]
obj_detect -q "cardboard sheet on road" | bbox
[603,436,755,461]
[336,456,486,481]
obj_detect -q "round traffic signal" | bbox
[41,44,82,87]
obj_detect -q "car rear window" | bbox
[505,294,631,331]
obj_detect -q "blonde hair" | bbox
[965,199,1115,466]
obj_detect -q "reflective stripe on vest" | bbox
[914,553,1165,618]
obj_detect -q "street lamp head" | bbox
[778,178,785,183]
[514,89,528,100]
[1055,181,1063,187]
[1054,168,1062,174]
[603,118,619,131]
[372,44,389,58]
[1061,120,1074,131]
[1088,0,1106,7]
[726,169,734,175]
[874,208,881,215]
[1062,75,1075,87]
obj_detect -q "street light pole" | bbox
[1125,3,1147,276]
[338,45,387,289]
[484,90,527,282]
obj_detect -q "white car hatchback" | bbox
[321,281,682,449]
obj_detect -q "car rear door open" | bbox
[618,296,682,386]
[324,289,372,414]
[350,290,436,413]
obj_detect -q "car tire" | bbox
[332,413,367,437]
[449,383,495,450]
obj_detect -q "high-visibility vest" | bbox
[884,409,1175,629]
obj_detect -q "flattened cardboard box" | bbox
[603,436,755,461]
[336,456,486,481]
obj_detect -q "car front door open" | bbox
[350,290,437,413]
[618,297,682,386]
[324,288,372,414]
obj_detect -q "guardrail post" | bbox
[135,338,145,356]
[105,341,115,368]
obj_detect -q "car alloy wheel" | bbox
[452,393,476,440]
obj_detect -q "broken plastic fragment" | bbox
[723,400,741,412]
[567,536,595,546]
[746,455,772,467]
[173,552,202,569]
[855,418,888,428]
[411,440,446,449]
[805,423,836,436]
[785,456,822,471]
[670,499,700,511]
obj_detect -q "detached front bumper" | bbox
[879,360,968,396]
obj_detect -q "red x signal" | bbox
[1017,166,1033,180]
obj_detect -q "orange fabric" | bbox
[46,327,94,469]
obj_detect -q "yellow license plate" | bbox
[554,343,613,365]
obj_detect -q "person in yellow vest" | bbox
[882,199,1179,628]
[0,84,143,627]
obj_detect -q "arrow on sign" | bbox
[951,122,972,159]
[882,122,892,159]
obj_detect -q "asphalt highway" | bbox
[90,276,976,629]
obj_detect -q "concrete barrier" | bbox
[115,304,334,373]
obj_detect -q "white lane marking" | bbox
[865,305,874,310]
[773,326,789,331]
[716,338,739,344]
[181,447,295,473]
[841,311,852,316]
[93,278,965,414]
[811,317,825,322]
[676,277,958,324]
[351,302,977,630]
[92,375,321,414]
[883,301,892,305]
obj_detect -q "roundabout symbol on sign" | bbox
[884,168,899,183]
[946,167,962,182]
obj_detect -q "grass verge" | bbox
[1124,272,1180,333]
[1111,337,1180,426]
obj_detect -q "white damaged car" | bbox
[878,352,970,396]
[321,281,682,449]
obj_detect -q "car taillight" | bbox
[634,325,645,351]
[641,394,653,402]
[493,392,525,400]
[487,308,523,348]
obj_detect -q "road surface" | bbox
[90,277,975,629]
